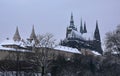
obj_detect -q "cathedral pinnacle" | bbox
[30,25,37,40]
[94,20,101,41]
[70,12,74,26]
[13,26,21,41]
[83,21,87,33]
[80,19,84,34]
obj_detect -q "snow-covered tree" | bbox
[105,25,120,54]
[26,33,56,76]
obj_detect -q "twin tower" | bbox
[13,26,37,43]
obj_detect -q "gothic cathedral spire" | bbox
[80,19,84,34]
[94,20,101,41]
[70,12,74,26]
[13,26,21,41]
[30,25,37,40]
[83,21,87,33]
[93,20,103,54]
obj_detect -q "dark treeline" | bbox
[0,53,120,76]
[50,54,120,76]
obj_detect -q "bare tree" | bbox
[105,25,120,54]
[26,33,56,76]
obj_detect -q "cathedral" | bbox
[0,13,103,56]
[60,13,103,54]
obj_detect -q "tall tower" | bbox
[83,21,87,33]
[93,21,103,54]
[13,26,21,41]
[80,19,84,34]
[70,13,74,26]
[66,13,77,38]
[94,21,101,41]
[28,25,40,45]
[30,25,37,40]
[69,13,77,31]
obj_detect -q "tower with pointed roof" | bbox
[94,21,101,41]
[30,25,37,40]
[83,21,87,33]
[69,13,77,31]
[70,13,74,26]
[13,26,21,41]
[80,19,84,34]
[28,25,39,45]
[66,13,77,38]
[93,21,103,54]
[80,20,87,34]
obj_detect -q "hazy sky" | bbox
[0,0,120,44]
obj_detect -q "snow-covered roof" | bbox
[68,30,84,40]
[54,45,81,54]
[0,45,30,52]
[82,32,94,40]
[0,39,31,52]
[0,39,19,45]
[0,45,15,51]
[0,39,26,47]
[92,51,101,56]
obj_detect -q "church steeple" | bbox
[94,20,101,41]
[80,19,84,34]
[70,12,74,26]
[93,20,103,54]
[83,21,87,33]
[30,25,37,40]
[13,26,21,41]
[68,13,77,31]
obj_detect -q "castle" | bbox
[60,13,103,54]
[0,13,103,75]
[0,13,103,59]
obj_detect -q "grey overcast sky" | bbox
[0,0,120,43]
